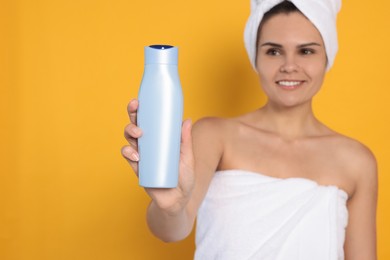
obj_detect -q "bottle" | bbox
[137,45,183,188]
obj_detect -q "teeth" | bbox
[278,81,301,86]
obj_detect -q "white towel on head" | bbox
[244,0,341,71]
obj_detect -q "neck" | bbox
[257,101,322,140]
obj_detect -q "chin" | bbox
[268,98,312,109]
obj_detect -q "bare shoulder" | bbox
[192,116,227,133]
[192,116,236,140]
[332,134,377,173]
[192,116,241,165]
[191,117,233,166]
[335,134,376,169]
[188,117,234,210]
[336,135,378,258]
[330,133,378,197]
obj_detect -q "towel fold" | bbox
[195,170,348,260]
[244,0,341,71]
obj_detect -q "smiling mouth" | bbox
[276,80,304,89]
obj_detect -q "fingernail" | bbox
[131,152,139,161]
[185,119,192,128]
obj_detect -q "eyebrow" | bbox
[260,42,322,48]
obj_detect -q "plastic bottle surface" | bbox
[137,45,183,188]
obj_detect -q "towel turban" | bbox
[244,0,341,71]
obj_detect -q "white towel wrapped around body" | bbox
[195,170,348,260]
[244,0,341,71]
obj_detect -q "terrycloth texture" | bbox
[244,0,342,71]
[195,169,348,260]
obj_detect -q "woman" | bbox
[122,1,377,259]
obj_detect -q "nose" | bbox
[280,55,299,73]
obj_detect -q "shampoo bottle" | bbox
[137,45,183,188]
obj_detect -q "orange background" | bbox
[1,0,389,259]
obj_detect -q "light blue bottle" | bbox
[137,45,183,188]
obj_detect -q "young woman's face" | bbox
[256,12,327,108]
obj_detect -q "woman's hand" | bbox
[121,99,195,215]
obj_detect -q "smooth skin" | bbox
[122,12,377,259]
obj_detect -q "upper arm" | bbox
[186,117,225,220]
[344,145,378,260]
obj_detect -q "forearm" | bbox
[146,201,194,242]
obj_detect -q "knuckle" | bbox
[127,101,133,113]
[124,126,129,138]
[121,145,129,155]
[124,123,131,134]
[124,124,134,137]
[127,99,138,113]
[124,123,141,138]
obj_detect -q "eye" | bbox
[266,48,281,56]
[300,48,315,55]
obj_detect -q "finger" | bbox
[180,119,194,168]
[127,99,139,124]
[124,123,143,144]
[181,119,192,145]
[121,145,140,162]
[121,145,139,176]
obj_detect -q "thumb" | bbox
[180,119,193,164]
[181,119,192,148]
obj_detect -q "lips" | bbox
[276,80,304,90]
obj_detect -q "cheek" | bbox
[257,68,275,87]
[306,68,326,92]
[302,58,327,79]
[256,58,277,78]
[309,62,326,78]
